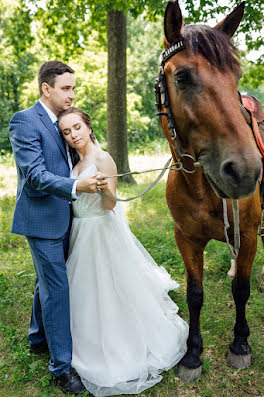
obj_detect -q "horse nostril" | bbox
[221,160,240,187]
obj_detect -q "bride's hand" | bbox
[95,172,108,191]
[93,154,117,210]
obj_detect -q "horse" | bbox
[156,0,263,381]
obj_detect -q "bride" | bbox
[57,107,188,396]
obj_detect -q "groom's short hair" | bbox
[38,61,75,95]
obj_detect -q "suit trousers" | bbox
[27,231,72,375]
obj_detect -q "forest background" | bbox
[1,0,264,159]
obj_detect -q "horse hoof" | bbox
[226,350,251,369]
[177,363,202,382]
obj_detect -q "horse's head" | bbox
[161,0,261,199]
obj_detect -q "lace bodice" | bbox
[72,164,111,219]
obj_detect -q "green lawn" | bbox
[0,173,264,396]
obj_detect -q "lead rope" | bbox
[97,156,200,202]
[97,157,173,202]
[222,198,240,260]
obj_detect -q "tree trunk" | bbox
[107,9,135,184]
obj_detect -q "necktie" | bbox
[54,120,59,132]
[55,120,73,170]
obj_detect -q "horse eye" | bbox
[174,69,193,87]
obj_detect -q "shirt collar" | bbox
[39,99,57,124]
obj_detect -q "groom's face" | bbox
[44,72,75,115]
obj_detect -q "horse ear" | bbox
[164,0,184,46]
[215,2,245,38]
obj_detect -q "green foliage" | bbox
[28,1,90,60]
[240,56,264,96]
[127,15,163,148]
[72,33,108,145]
[0,0,36,150]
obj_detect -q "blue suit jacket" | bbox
[9,101,76,239]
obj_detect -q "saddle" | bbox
[240,93,264,203]
[240,93,264,158]
[241,94,264,123]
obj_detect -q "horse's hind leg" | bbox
[260,234,264,292]
[174,228,205,382]
[227,233,257,369]
[259,265,264,293]
[227,259,236,278]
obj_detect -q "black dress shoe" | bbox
[54,367,87,395]
[30,340,49,354]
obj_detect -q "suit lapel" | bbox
[34,101,68,163]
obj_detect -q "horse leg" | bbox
[227,259,236,278]
[174,227,205,382]
[260,235,264,292]
[226,233,257,369]
[260,266,264,293]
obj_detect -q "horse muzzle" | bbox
[201,154,262,199]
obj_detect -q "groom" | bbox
[9,61,93,395]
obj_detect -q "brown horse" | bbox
[157,0,262,381]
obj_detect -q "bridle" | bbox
[154,40,200,174]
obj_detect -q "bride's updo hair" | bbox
[57,107,96,143]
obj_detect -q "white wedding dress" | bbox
[66,164,188,396]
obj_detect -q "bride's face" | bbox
[59,113,92,149]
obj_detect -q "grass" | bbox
[0,155,264,396]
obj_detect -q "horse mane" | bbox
[180,24,241,76]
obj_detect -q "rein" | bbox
[222,199,240,260]
[98,157,172,202]
[97,156,200,202]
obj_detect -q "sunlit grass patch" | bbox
[128,153,171,184]
[0,164,17,197]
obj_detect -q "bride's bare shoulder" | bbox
[95,150,117,173]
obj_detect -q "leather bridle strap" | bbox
[155,40,186,159]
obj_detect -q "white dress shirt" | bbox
[39,99,78,199]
